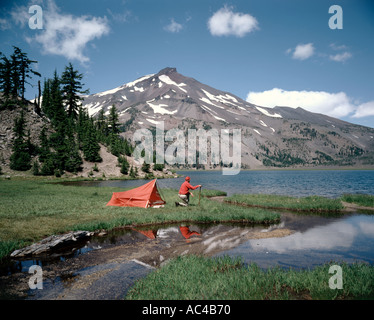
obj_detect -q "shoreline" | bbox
[1,165,374,182]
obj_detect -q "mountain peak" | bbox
[157,67,177,76]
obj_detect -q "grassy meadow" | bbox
[225,193,344,212]
[126,255,374,300]
[341,194,374,207]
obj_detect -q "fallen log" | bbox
[10,231,93,258]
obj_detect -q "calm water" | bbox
[72,169,374,198]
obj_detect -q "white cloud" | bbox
[27,0,109,63]
[10,3,30,28]
[207,5,258,37]
[329,51,352,62]
[0,18,11,30]
[290,43,315,60]
[164,18,183,33]
[330,43,348,51]
[353,101,374,118]
[247,88,355,118]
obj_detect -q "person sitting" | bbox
[176,176,201,207]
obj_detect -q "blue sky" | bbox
[1,0,374,128]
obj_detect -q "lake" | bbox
[69,169,374,198]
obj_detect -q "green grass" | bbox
[341,194,374,208]
[0,180,279,259]
[125,255,374,300]
[225,194,344,212]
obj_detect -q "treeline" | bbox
[1,46,134,176]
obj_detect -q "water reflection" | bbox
[220,214,374,269]
[131,225,201,240]
[179,226,201,239]
[3,213,374,278]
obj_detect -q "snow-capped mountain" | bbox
[82,67,374,168]
[83,67,280,127]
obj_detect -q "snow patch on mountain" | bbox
[147,118,162,125]
[85,102,103,116]
[125,74,154,88]
[199,97,223,109]
[259,120,268,127]
[253,129,261,135]
[159,75,187,93]
[95,86,123,97]
[256,106,282,118]
[147,100,177,115]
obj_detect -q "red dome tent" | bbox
[106,179,166,208]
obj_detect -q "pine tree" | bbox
[41,78,52,117]
[129,165,135,178]
[40,156,55,176]
[120,157,129,175]
[141,161,150,173]
[10,110,32,171]
[0,54,12,106]
[108,105,120,134]
[64,137,83,173]
[13,47,41,100]
[61,63,89,119]
[49,70,67,127]
[38,126,50,163]
[82,120,102,162]
[0,47,40,106]
[32,160,40,176]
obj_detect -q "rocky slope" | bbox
[0,101,176,178]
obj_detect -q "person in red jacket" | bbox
[176,176,201,207]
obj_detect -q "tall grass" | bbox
[0,180,279,259]
[225,194,344,212]
[341,194,374,208]
[125,255,374,300]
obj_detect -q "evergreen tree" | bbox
[0,47,40,106]
[41,78,52,117]
[13,47,41,100]
[38,126,50,163]
[82,119,102,162]
[64,137,83,173]
[49,70,67,127]
[108,105,120,134]
[40,156,55,176]
[10,110,32,171]
[61,63,89,119]
[141,161,150,173]
[0,54,12,106]
[32,160,40,176]
[120,157,129,175]
[129,165,135,178]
